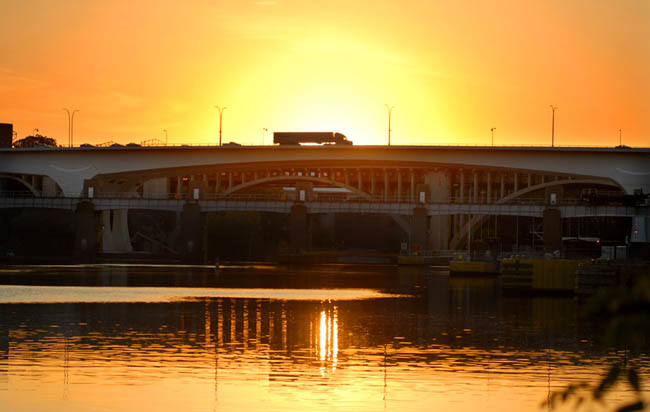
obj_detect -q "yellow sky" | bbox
[1,0,648,147]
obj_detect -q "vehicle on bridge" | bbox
[273,132,353,146]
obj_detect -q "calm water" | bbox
[0,264,646,412]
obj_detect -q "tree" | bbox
[13,134,58,148]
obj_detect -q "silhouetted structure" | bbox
[0,123,12,148]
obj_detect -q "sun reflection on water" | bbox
[318,306,339,374]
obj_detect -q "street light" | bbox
[163,129,168,146]
[63,108,79,147]
[490,127,496,146]
[262,128,268,145]
[618,129,622,146]
[549,105,557,147]
[385,104,395,146]
[215,105,227,146]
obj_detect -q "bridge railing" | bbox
[88,192,556,205]
[0,190,40,198]
[1,190,647,208]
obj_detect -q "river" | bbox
[0,264,646,412]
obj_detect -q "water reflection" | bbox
[318,307,338,372]
[0,265,647,412]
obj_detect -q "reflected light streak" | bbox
[318,307,339,369]
[319,310,327,361]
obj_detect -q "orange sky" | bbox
[1,0,648,147]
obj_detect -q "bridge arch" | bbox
[221,174,376,200]
[449,178,622,249]
[0,174,40,196]
[221,174,412,234]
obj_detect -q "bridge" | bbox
[1,145,648,260]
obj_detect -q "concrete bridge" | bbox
[1,145,648,260]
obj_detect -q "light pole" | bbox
[385,104,394,146]
[262,128,268,145]
[618,129,622,146]
[215,105,227,146]
[163,129,168,146]
[63,108,79,147]
[12,131,17,144]
[490,127,496,146]
[549,105,557,147]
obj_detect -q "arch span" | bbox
[448,178,622,250]
[221,174,373,199]
[0,174,40,196]
[221,174,412,235]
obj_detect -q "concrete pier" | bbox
[74,201,98,262]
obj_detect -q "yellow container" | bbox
[501,258,586,291]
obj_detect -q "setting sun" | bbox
[1,0,649,146]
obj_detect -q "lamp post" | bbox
[549,105,557,147]
[262,128,268,145]
[215,105,227,146]
[163,129,168,146]
[12,131,17,144]
[385,104,394,146]
[63,108,79,147]
[490,127,496,146]
[618,129,622,146]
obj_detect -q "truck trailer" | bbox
[273,132,352,145]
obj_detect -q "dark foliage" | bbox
[12,134,58,148]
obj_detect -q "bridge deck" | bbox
[0,196,646,218]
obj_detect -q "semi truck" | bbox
[273,132,352,145]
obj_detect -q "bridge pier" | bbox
[74,201,98,262]
[180,203,203,263]
[411,207,428,251]
[425,171,451,251]
[543,187,563,252]
[543,208,562,252]
[101,209,133,253]
[289,204,310,252]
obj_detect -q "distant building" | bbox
[0,123,12,148]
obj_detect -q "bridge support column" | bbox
[500,173,505,200]
[473,171,478,203]
[397,171,402,202]
[74,201,98,263]
[180,203,203,263]
[630,217,650,258]
[487,172,492,203]
[100,210,132,253]
[425,171,451,251]
[411,207,428,251]
[543,208,562,252]
[289,204,309,251]
[459,170,464,203]
[113,209,133,253]
[383,169,388,201]
[630,216,649,243]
